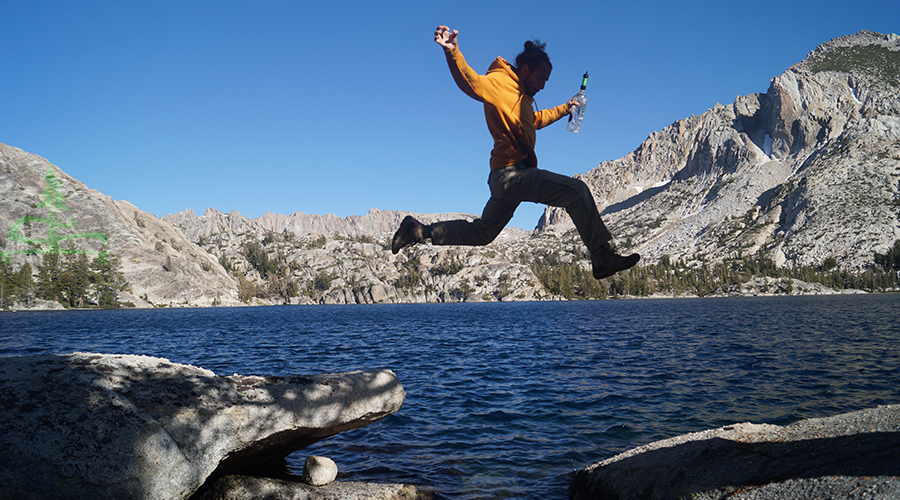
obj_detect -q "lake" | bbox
[2,294,899,499]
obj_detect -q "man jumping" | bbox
[392,26,639,280]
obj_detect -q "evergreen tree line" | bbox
[0,251,126,309]
[531,240,900,300]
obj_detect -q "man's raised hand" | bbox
[434,25,458,51]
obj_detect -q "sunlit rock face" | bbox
[0,353,405,500]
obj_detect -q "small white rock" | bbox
[302,455,338,486]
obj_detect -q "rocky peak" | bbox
[543,30,900,271]
[164,207,267,242]
[166,206,482,241]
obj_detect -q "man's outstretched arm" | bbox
[436,25,488,103]
[534,98,575,129]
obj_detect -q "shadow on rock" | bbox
[570,406,900,500]
[0,353,408,500]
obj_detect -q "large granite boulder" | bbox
[0,353,406,500]
[570,404,900,500]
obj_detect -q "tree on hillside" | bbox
[876,240,900,274]
[62,252,92,308]
[37,252,63,303]
[91,250,125,308]
[0,260,35,308]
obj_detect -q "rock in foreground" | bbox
[196,475,430,500]
[0,353,406,500]
[570,405,900,500]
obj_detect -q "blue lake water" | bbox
[2,294,899,499]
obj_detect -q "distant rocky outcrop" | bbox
[569,404,900,500]
[544,30,900,271]
[0,143,241,307]
[0,353,409,500]
[194,225,551,306]
[163,207,481,242]
[712,276,865,296]
[163,208,270,242]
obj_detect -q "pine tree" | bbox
[62,252,91,308]
[0,260,13,309]
[17,262,34,306]
[37,252,62,302]
[91,250,125,308]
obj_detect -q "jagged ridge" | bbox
[541,30,900,271]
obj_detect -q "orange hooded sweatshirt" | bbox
[444,44,570,170]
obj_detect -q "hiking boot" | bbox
[391,216,426,254]
[592,251,640,279]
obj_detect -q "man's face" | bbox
[520,61,551,97]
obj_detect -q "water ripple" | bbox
[2,295,900,498]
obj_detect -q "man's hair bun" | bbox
[523,40,546,52]
[516,38,551,70]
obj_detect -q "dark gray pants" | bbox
[430,163,613,256]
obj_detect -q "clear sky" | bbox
[3,1,897,230]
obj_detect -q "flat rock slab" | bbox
[0,353,405,500]
[570,404,900,500]
[196,475,433,500]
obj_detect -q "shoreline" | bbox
[5,286,897,312]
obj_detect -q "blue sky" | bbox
[3,1,897,230]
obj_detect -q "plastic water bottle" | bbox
[567,71,589,133]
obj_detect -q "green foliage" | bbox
[495,272,512,299]
[238,240,301,301]
[0,249,126,309]
[395,268,422,290]
[432,256,464,276]
[61,253,92,308]
[312,270,334,292]
[875,240,900,272]
[527,237,900,300]
[37,253,63,303]
[530,250,606,299]
[267,275,299,304]
[296,269,334,299]
[91,251,126,308]
[395,252,423,291]
[305,235,327,249]
[335,233,378,245]
[808,42,900,87]
[236,275,257,303]
[243,241,281,279]
[218,254,233,273]
[449,282,474,301]
[612,244,900,297]
[0,261,34,309]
